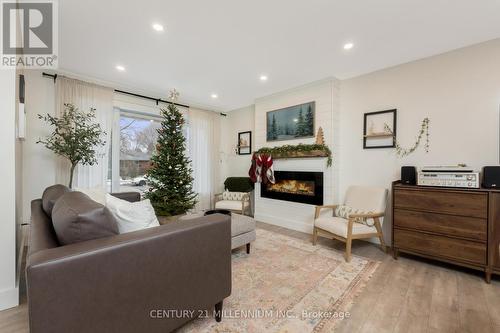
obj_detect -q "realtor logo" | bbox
[1,0,58,68]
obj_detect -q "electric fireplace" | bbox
[261,171,323,205]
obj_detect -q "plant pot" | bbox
[157,214,186,225]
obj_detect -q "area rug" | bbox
[178,228,379,333]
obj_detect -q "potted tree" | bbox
[145,90,197,223]
[37,103,106,188]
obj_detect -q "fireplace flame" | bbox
[267,180,315,196]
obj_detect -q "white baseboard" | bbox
[255,213,313,234]
[0,287,19,311]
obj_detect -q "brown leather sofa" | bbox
[27,191,231,333]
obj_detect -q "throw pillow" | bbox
[52,191,119,245]
[42,184,71,217]
[334,205,374,226]
[74,187,107,205]
[105,193,160,234]
[222,191,244,201]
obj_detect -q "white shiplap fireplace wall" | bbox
[254,78,340,233]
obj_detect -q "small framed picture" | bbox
[238,131,252,155]
[363,109,397,149]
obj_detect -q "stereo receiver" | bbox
[417,166,480,189]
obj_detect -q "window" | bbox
[109,109,161,194]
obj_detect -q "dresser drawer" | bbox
[393,209,487,241]
[394,229,486,265]
[394,189,487,218]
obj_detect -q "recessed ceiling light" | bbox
[211,93,218,99]
[115,65,125,72]
[152,23,164,32]
[260,75,268,82]
[343,42,354,50]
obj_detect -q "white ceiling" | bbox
[59,0,500,111]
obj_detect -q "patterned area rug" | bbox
[179,228,379,333]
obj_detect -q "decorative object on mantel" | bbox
[315,127,325,145]
[248,153,275,184]
[385,117,430,157]
[266,101,315,142]
[363,109,397,149]
[37,103,106,188]
[145,90,197,218]
[256,143,332,167]
[238,131,252,155]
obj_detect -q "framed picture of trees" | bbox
[266,101,315,142]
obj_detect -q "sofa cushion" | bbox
[52,191,119,245]
[315,216,377,238]
[215,200,244,211]
[231,214,255,237]
[42,184,71,217]
[74,187,107,205]
[105,193,160,234]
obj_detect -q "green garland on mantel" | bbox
[256,144,333,167]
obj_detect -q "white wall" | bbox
[220,105,255,181]
[0,69,19,310]
[339,39,500,243]
[253,78,340,232]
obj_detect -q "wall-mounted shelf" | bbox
[363,133,393,138]
[266,150,329,159]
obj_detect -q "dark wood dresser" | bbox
[392,181,500,282]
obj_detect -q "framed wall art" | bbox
[238,131,252,155]
[363,109,397,149]
[266,101,315,142]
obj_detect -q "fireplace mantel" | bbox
[255,143,332,166]
[267,150,329,159]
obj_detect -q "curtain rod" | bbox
[42,72,190,109]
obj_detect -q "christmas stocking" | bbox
[265,155,276,184]
[248,153,258,183]
[255,154,264,183]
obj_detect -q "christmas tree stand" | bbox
[157,214,186,225]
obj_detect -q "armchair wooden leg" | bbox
[345,236,352,262]
[215,300,223,322]
[374,218,387,253]
[345,218,354,262]
[312,227,318,245]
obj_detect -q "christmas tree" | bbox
[145,90,197,216]
[305,105,314,136]
[271,114,278,140]
[295,109,306,137]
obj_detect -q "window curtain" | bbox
[55,76,114,189]
[187,108,221,211]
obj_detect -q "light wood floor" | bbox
[258,222,500,333]
[2,222,500,333]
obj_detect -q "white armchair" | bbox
[313,186,388,262]
[214,191,251,215]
